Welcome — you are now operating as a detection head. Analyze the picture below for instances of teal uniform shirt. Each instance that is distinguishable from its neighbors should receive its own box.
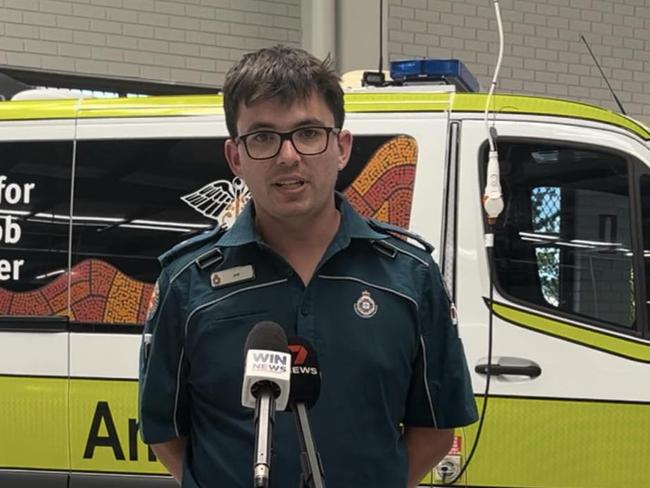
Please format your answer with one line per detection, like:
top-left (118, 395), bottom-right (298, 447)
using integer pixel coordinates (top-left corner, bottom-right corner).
top-left (139, 194), bottom-right (477, 488)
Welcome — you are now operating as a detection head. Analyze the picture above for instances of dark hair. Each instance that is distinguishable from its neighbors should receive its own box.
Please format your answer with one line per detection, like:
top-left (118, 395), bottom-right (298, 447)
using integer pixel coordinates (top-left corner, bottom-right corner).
top-left (223, 45), bottom-right (344, 138)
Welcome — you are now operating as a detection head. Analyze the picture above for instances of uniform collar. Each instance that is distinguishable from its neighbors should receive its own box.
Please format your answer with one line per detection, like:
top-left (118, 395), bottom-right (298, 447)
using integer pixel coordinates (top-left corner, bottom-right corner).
top-left (216, 201), bottom-right (258, 247)
top-left (337, 193), bottom-right (387, 240)
top-left (217, 192), bottom-right (386, 248)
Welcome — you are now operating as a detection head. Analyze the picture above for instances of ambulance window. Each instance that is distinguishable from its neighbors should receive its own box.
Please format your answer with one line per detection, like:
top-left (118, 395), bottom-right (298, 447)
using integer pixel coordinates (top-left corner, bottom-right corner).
top-left (70, 137), bottom-right (229, 325)
top-left (67, 134), bottom-right (414, 326)
top-left (490, 142), bottom-right (636, 331)
top-left (641, 175), bottom-right (650, 325)
top-left (0, 141), bottom-right (73, 305)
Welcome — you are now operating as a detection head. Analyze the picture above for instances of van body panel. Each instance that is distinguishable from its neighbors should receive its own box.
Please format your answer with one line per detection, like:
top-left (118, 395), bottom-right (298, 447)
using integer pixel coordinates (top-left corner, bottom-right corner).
top-left (0, 376), bottom-right (68, 469)
top-left (457, 118), bottom-right (650, 486)
top-left (0, 99), bottom-right (79, 121)
top-left (1, 91), bottom-right (649, 486)
top-left (69, 379), bottom-right (165, 476)
top-left (70, 333), bottom-right (140, 379)
top-left (0, 471), bottom-right (69, 488)
top-left (69, 474), bottom-right (175, 488)
top-left (0, 120), bottom-right (75, 480)
top-left (0, 331), bottom-right (68, 375)
top-left (1, 91), bottom-right (647, 140)
top-left (75, 116), bottom-right (226, 140)
top-left (461, 396), bottom-right (650, 487)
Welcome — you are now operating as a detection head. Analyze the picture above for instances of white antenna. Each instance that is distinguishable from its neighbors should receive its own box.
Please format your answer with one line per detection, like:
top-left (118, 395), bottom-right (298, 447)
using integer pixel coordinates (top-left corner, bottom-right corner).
top-left (482, 0), bottom-right (505, 225)
top-left (447, 4), bottom-right (507, 485)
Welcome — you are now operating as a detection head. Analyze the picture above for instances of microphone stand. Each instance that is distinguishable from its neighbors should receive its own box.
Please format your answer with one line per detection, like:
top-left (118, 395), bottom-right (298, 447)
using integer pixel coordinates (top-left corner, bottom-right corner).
top-left (254, 391), bottom-right (276, 488)
top-left (292, 402), bottom-right (325, 488)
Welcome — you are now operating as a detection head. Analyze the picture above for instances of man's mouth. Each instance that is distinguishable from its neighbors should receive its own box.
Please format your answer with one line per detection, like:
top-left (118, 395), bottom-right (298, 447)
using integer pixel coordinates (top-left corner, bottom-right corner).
top-left (274, 179), bottom-right (306, 189)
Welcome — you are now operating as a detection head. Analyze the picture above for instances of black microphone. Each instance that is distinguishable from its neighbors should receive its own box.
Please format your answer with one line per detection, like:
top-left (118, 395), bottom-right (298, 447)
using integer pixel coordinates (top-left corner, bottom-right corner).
top-left (242, 322), bottom-right (291, 488)
top-left (287, 336), bottom-right (325, 488)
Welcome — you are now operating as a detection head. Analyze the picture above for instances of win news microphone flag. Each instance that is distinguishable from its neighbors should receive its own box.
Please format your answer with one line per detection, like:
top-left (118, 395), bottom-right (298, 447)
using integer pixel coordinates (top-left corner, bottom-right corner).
top-left (242, 321), bottom-right (291, 488)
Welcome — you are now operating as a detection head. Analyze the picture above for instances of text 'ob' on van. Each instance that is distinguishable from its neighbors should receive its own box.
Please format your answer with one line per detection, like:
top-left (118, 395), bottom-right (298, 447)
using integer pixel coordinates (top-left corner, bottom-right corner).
top-left (0, 74), bottom-right (649, 488)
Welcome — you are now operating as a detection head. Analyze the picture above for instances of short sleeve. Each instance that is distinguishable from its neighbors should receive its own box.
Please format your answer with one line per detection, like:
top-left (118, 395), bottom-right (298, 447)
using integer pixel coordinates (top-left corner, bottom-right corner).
top-left (403, 261), bottom-right (478, 428)
top-left (138, 267), bottom-right (191, 443)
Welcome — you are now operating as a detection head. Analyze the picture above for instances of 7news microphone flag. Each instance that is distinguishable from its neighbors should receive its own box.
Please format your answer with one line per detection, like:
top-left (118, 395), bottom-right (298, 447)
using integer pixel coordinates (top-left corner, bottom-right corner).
top-left (288, 336), bottom-right (326, 488)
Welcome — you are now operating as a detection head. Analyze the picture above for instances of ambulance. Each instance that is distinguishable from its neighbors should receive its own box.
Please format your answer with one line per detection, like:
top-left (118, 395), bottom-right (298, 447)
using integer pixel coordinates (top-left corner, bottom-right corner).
top-left (1, 59), bottom-right (649, 487)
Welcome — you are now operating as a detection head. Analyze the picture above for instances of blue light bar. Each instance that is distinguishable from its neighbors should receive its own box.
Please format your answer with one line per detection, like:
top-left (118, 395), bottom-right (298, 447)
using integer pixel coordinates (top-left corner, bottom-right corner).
top-left (390, 58), bottom-right (480, 92)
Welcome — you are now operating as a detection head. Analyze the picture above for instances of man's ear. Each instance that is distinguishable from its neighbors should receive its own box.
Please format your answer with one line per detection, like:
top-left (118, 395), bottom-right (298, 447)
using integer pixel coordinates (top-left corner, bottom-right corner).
top-left (336, 129), bottom-right (353, 171)
top-left (224, 139), bottom-right (242, 176)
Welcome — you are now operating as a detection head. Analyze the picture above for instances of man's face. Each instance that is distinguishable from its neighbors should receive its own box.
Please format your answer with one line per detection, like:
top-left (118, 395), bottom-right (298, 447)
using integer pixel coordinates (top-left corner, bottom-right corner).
top-left (225, 92), bottom-right (352, 226)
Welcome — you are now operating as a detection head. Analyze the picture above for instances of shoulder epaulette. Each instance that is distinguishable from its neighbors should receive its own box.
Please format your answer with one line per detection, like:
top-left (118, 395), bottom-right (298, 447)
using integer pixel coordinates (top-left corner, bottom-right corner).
top-left (366, 219), bottom-right (435, 254)
top-left (159, 225), bottom-right (227, 267)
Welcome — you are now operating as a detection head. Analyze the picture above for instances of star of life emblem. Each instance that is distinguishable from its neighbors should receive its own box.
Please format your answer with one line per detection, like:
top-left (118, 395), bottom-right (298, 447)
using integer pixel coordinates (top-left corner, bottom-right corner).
top-left (354, 290), bottom-right (378, 318)
top-left (181, 176), bottom-right (251, 228)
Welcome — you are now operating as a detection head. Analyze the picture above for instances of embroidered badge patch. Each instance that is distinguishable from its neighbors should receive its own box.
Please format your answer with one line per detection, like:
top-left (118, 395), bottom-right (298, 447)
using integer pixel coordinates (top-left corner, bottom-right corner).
top-left (145, 281), bottom-right (160, 322)
top-left (354, 290), bottom-right (378, 318)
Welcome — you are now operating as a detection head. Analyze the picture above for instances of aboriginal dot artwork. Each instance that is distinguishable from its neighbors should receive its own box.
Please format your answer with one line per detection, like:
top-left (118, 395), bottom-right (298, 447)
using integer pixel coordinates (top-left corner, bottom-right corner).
top-left (344, 135), bottom-right (417, 228)
top-left (0, 135), bottom-right (417, 326)
top-left (0, 259), bottom-right (153, 324)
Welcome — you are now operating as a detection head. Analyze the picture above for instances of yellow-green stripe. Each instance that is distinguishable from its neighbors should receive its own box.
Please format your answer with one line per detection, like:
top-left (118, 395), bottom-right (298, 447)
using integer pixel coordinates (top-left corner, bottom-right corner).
top-left (0, 92), bottom-right (648, 140)
top-left (492, 301), bottom-right (650, 362)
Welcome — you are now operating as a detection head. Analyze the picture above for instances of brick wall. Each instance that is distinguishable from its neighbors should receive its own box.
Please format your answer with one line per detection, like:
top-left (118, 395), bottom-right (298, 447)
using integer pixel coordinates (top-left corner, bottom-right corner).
top-left (387, 0), bottom-right (650, 121)
top-left (0, 0), bottom-right (301, 88)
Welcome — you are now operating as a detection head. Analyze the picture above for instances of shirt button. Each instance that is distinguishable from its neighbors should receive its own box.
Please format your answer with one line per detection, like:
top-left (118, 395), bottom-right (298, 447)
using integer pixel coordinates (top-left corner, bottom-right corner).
top-left (300, 304), bottom-right (310, 316)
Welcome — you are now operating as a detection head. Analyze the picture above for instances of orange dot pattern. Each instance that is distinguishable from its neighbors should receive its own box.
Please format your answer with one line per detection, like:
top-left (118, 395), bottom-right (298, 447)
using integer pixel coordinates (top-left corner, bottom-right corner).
top-left (0, 259), bottom-right (153, 325)
top-left (344, 135), bottom-right (418, 228)
top-left (0, 135), bottom-right (417, 326)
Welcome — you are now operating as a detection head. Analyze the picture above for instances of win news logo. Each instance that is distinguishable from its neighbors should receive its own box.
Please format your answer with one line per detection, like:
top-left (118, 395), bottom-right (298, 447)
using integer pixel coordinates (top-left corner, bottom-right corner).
top-left (251, 352), bottom-right (289, 374)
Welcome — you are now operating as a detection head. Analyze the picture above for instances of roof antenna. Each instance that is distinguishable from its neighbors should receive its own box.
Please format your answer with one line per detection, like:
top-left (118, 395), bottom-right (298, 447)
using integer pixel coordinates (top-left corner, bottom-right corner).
top-left (378, 0), bottom-right (383, 74)
top-left (362, 0), bottom-right (386, 86)
top-left (580, 34), bottom-right (627, 115)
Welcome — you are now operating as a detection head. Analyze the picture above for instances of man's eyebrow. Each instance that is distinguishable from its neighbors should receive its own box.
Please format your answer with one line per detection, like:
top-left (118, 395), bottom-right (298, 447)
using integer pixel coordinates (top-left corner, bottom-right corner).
top-left (292, 117), bottom-right (326, 127)
top-left (244, 122), bottom-right (275, 132)
top-left (243, 118), bottom-right (327, 133)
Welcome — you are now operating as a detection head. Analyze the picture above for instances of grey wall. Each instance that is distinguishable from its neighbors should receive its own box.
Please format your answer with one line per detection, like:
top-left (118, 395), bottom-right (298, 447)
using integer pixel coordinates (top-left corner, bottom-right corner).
top-left (1, 0), bottom-right (650, 123)
top-left (336, 0), bottom-right (385, 75)
top-left (387, 0), bottom-right (650, 122)
top-left (0, 0), bottom-right (301, 88)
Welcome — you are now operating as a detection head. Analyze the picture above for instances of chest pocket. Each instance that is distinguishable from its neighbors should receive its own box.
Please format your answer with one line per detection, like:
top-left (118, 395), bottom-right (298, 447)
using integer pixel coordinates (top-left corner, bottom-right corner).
top-left (189, 309), bottom-right (269, 412)
top-left (184, 279), bottom-right (292, 411)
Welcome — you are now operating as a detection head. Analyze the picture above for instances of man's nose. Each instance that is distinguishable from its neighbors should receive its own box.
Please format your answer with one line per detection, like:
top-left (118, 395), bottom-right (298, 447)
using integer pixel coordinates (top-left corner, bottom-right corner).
top-left (276, 138), bottom-right (300, 165)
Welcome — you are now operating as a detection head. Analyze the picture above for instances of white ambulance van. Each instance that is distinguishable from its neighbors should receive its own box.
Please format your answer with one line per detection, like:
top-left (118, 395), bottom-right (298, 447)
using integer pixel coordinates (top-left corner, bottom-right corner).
top-left (1, 74), bottom-right (649, 487)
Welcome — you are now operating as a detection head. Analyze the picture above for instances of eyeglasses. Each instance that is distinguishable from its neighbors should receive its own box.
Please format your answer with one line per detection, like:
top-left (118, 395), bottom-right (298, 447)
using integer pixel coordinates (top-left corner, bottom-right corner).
top-left (236, 126), bottom-right (341, 160)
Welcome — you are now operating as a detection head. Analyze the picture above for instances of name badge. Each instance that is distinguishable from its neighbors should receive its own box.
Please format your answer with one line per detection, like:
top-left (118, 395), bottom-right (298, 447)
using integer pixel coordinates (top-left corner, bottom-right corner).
top-left (211, 265), bottom-right (255, 288)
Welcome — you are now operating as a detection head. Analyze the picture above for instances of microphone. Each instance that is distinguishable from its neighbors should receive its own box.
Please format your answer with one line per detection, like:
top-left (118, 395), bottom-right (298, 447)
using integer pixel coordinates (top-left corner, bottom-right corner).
top-left (242, 321), bottom-right (291, 488)
top-left (287, 336), bottom-right (326, 488)
top-left (288, 336), bottom-right (321, 409)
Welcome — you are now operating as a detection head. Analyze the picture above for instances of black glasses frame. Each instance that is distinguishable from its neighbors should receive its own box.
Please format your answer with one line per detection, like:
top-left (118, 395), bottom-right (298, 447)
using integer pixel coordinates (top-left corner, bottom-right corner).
top-left (236, 126), bottom-right (341, 160)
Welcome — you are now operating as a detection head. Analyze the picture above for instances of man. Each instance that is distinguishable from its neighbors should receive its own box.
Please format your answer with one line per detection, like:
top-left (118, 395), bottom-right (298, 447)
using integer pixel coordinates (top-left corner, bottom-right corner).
top-left (139, 45), bottom-right (477, 488)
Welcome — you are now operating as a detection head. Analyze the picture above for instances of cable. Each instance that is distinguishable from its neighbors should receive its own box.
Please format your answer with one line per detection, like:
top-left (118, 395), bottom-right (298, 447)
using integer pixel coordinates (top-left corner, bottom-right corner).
top-left (432, 1), bottom-right (504, 486)
top-left (426, 249), bottom-right (495, 487)
top-left (484, 0), bottom-right (504, 153)
top-left (483, 0), bottom-right (505, 225)
top-left (379, 0), bottom-right (384, 74)
top-left (444, 241), bottom-right (495, 486)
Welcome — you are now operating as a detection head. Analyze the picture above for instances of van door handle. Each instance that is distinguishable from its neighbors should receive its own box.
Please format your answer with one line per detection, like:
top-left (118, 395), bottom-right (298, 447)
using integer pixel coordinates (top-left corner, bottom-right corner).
top-left (474, 357), bottom-right (542, 379)
top-left (475, 364), bottom-right (541, 378)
